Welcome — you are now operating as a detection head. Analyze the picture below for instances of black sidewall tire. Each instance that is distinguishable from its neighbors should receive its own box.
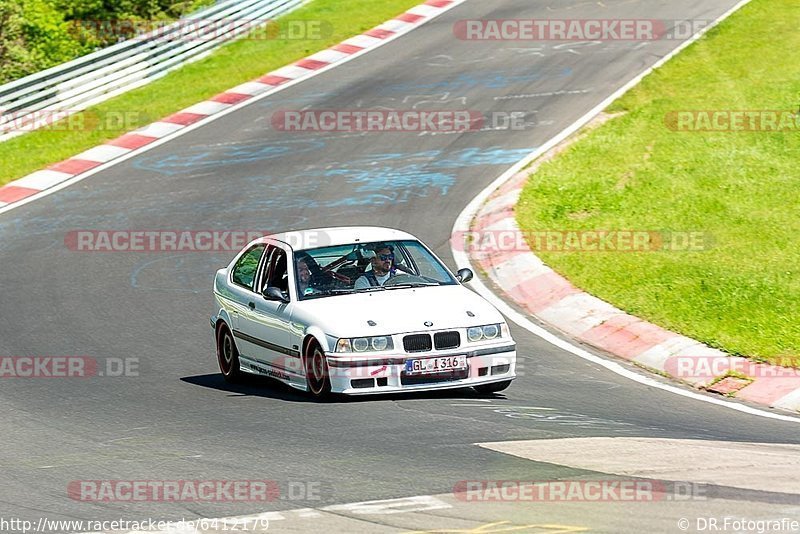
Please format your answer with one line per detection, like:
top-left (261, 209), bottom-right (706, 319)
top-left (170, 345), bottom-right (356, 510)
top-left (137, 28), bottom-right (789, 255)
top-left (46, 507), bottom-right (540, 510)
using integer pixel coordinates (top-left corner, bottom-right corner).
top-left (305, 340), bottom-right (331, 400)
top-left (217, 325), bottom-right (243, 383)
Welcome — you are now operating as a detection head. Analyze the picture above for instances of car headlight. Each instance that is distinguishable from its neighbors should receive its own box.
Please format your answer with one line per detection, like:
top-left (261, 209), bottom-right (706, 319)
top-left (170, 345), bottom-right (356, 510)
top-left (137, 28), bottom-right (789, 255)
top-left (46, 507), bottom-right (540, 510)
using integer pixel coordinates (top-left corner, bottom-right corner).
top-left (371, 336), bottom-right (389, 351)
top-left (467, 327), bottom-right (484, 342)
top-left (353, 338), bottom-right (370, 352)
top-left (467, 323), bottom-right (505, 342)
top-left (483, 324), bottom-right (499, 339)
top-left (336, 336), bottom-right (394, 353)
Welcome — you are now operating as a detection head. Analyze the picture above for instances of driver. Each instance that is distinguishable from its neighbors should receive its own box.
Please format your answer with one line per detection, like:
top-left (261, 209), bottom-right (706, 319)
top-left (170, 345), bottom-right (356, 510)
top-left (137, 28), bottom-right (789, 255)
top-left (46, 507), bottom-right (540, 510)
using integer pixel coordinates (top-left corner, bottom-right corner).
top-left (295, 252), bottom-right (318, 296)
top-left (354, 243), bottom-right (396, 289)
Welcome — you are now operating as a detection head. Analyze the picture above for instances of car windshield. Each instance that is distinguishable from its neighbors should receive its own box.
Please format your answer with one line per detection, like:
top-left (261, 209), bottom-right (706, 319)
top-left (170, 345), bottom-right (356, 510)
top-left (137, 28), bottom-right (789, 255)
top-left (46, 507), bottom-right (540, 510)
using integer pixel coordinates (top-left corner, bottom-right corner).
top-left (294, 239), bottom-right (457, 300)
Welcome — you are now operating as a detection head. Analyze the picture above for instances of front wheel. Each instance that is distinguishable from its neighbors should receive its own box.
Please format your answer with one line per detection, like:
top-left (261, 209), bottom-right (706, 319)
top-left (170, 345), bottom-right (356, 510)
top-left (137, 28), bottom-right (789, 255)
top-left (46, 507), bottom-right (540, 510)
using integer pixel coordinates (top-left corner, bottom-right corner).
top-left (217, 324), bottom-right (243, 383)
top-left (473, 380), bottom-right (512, 395)
top-left (305, 339), bottom-right (331, 400)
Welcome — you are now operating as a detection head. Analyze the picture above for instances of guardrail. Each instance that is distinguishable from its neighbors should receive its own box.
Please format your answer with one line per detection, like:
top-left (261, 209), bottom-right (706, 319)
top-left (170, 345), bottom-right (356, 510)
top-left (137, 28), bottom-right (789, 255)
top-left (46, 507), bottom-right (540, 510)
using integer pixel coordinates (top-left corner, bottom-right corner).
top-left (0, 0), bottom-right (305, 142)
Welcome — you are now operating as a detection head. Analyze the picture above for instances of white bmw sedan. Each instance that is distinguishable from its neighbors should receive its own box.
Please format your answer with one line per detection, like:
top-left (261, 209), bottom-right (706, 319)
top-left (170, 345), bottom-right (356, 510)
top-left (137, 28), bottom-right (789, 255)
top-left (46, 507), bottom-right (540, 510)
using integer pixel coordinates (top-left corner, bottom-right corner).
top-left (211, 227), bottom-right (516, 399)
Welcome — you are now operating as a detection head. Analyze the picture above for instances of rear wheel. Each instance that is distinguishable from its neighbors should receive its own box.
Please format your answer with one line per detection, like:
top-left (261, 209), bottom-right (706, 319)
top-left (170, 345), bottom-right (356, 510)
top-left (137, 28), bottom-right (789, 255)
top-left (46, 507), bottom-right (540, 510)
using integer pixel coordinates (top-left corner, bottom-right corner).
top-left (217, 324), bottom-right (243, 383)
top-left (473, 380), bottom-right (512, 395)
top-left (305, 339), bottom-right (331, 400)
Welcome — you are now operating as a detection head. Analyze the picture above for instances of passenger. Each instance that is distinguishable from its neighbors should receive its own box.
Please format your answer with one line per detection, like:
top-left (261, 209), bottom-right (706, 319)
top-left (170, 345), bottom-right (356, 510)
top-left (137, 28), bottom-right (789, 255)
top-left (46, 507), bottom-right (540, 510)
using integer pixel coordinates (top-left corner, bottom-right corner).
top-left (295, 254), bottom-right (315, 296)
top-left (354, 243), bottom-right (396, 289)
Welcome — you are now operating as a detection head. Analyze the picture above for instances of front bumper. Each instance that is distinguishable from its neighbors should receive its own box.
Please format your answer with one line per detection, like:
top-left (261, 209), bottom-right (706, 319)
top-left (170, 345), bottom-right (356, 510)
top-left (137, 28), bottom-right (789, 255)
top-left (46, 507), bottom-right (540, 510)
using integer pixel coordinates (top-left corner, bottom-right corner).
top-left (325, 343), bottom-right (516, 395)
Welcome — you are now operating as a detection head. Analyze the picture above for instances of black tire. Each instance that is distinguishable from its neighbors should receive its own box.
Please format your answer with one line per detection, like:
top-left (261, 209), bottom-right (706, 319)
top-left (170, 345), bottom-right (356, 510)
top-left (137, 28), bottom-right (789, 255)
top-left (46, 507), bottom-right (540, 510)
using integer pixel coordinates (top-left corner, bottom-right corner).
top-left (304, 339), bottom-right (331, 400)
top-left (216, 324), bottom-right (243, 383)
top-left (473, 380), bottom-right (512, 395)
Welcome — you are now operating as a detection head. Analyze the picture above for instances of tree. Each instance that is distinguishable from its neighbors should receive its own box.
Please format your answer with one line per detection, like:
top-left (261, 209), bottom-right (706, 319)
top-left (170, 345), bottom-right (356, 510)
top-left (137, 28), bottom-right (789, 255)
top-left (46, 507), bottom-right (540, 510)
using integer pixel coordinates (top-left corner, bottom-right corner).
top-left (0, 0), bottom-right (88, 84)
top-left (0, 0), bottom-right (216, 85)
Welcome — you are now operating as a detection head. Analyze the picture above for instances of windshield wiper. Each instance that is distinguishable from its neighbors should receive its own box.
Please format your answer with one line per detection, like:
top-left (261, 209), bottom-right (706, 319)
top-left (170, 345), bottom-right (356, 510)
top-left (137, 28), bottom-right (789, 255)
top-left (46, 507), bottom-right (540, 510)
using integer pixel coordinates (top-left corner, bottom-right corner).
top-left (385, 282), bottom-right (439, 289)
top-left (302, 288), bottom-right (358, 298)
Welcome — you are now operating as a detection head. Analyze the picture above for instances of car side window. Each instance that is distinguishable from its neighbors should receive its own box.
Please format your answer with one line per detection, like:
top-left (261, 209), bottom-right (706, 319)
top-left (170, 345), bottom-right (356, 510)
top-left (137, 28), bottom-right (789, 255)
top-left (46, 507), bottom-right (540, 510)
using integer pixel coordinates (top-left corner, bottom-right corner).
top-left (231, 244), bottom-right (266, 290)
top-left (265, 249), bottom-right (289, 294)
top-left (256, 245), bottom-right (277, 293)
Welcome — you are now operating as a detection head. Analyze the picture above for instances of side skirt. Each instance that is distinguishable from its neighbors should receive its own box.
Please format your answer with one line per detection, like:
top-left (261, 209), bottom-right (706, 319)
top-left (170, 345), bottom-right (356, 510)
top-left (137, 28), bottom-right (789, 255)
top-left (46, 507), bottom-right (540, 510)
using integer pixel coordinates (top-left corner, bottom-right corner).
top-left (238, 355), bottom-right (308, 392)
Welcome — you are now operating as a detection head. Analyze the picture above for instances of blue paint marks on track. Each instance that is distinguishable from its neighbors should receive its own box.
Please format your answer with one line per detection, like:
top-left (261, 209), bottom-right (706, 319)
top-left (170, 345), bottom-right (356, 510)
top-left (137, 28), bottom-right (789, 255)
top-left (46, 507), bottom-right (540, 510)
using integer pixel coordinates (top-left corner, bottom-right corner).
top-left (382, 67), bottom-right (572, 94)
top-left (132, 139), bottom-right (327, 176)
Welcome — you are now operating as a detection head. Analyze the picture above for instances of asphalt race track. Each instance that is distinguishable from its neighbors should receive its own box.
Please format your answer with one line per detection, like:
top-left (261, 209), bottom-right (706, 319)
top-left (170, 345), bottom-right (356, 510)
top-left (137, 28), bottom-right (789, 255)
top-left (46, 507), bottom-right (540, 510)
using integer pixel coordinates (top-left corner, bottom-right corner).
top-left (2, 1), bottom-right (798, 532)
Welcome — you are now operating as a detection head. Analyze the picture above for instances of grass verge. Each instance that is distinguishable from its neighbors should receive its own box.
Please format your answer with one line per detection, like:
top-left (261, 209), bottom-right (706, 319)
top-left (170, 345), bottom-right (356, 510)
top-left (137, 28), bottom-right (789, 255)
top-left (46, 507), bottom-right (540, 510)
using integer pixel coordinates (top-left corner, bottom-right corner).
top-left (515, 0), bottom-right (800, 366)
top-left (0, 0), bottom-right (421, 185)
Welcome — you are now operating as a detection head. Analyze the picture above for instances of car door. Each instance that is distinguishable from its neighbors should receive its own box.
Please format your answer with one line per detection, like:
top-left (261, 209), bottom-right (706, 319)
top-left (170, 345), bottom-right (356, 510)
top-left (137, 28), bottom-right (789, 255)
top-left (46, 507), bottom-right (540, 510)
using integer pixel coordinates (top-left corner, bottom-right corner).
top-left (245, 244), bottom-right (298, 377)
top-left (227, 242), bottom-right (269, 369)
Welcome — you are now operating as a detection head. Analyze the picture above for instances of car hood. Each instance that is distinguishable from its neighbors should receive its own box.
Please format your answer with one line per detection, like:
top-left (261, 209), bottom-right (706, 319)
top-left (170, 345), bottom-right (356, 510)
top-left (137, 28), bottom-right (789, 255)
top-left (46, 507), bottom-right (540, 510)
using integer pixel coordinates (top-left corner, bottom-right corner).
top-left (294, 284), bottom-right (505, 337)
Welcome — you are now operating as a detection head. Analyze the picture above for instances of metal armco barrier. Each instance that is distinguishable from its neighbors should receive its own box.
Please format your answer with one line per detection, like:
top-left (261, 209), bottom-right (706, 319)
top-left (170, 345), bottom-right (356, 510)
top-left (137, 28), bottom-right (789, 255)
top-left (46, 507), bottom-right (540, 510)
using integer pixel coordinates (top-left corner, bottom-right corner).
top-left (0, 0), bottom-right (304, 142)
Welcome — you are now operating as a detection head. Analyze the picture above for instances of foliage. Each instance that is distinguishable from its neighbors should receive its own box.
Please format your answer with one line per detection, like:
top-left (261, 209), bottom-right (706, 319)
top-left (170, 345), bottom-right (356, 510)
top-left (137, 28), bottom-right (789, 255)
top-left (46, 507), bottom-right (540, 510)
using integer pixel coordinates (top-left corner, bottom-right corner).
top-left (0, 0), bottom-right (213, 84)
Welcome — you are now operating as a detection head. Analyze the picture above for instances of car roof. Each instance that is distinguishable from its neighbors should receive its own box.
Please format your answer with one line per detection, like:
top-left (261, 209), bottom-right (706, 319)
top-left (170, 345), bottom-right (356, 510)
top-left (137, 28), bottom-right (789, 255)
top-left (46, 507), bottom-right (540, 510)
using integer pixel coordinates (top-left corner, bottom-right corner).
top-left (263, 226), bottom-right (419, 251)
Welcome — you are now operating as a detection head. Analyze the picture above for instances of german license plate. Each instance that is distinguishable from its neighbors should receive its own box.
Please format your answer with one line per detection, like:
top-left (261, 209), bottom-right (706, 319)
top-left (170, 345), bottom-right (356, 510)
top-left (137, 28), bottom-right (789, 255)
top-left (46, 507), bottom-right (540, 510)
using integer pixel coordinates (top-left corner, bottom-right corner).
top-left (405, 355), bottom-right (467, 375)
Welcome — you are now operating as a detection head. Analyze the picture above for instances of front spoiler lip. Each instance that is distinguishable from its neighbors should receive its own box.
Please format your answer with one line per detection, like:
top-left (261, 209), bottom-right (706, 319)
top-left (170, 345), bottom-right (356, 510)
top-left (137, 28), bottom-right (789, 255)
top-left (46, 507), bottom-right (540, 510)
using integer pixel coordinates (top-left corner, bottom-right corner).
top-left (327, 343), bottom-right (516, 368)
top-left (340, 375), bottom-right (517, 395)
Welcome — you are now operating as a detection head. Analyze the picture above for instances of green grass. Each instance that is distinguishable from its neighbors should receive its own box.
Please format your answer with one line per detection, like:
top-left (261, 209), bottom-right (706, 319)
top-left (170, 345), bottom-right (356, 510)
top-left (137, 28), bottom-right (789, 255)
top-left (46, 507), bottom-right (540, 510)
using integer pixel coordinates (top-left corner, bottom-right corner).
top-left (0, 0), bottom-right (421, 185)
top-left (515, 0), bottom-right (800, 366)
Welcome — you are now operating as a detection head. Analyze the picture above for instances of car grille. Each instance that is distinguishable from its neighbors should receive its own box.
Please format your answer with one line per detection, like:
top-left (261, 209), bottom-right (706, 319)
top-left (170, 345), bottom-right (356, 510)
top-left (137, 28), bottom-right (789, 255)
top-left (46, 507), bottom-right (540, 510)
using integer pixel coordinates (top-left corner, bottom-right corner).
top-left (401, 368), bottom-right (469, 386)
top-left (434, 331), bottom-right (460, 350)
top-left (403, 334), bottom-right (432, 353)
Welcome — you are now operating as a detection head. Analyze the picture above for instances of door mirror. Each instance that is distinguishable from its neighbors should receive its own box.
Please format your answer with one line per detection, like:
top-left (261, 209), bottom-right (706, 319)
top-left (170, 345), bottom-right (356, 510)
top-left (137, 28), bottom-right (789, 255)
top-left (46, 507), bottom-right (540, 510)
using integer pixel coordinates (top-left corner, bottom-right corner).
top-left (456, 268), bottom-right (473, 283)
top-left (263, 286), bottom-right (289, 303)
